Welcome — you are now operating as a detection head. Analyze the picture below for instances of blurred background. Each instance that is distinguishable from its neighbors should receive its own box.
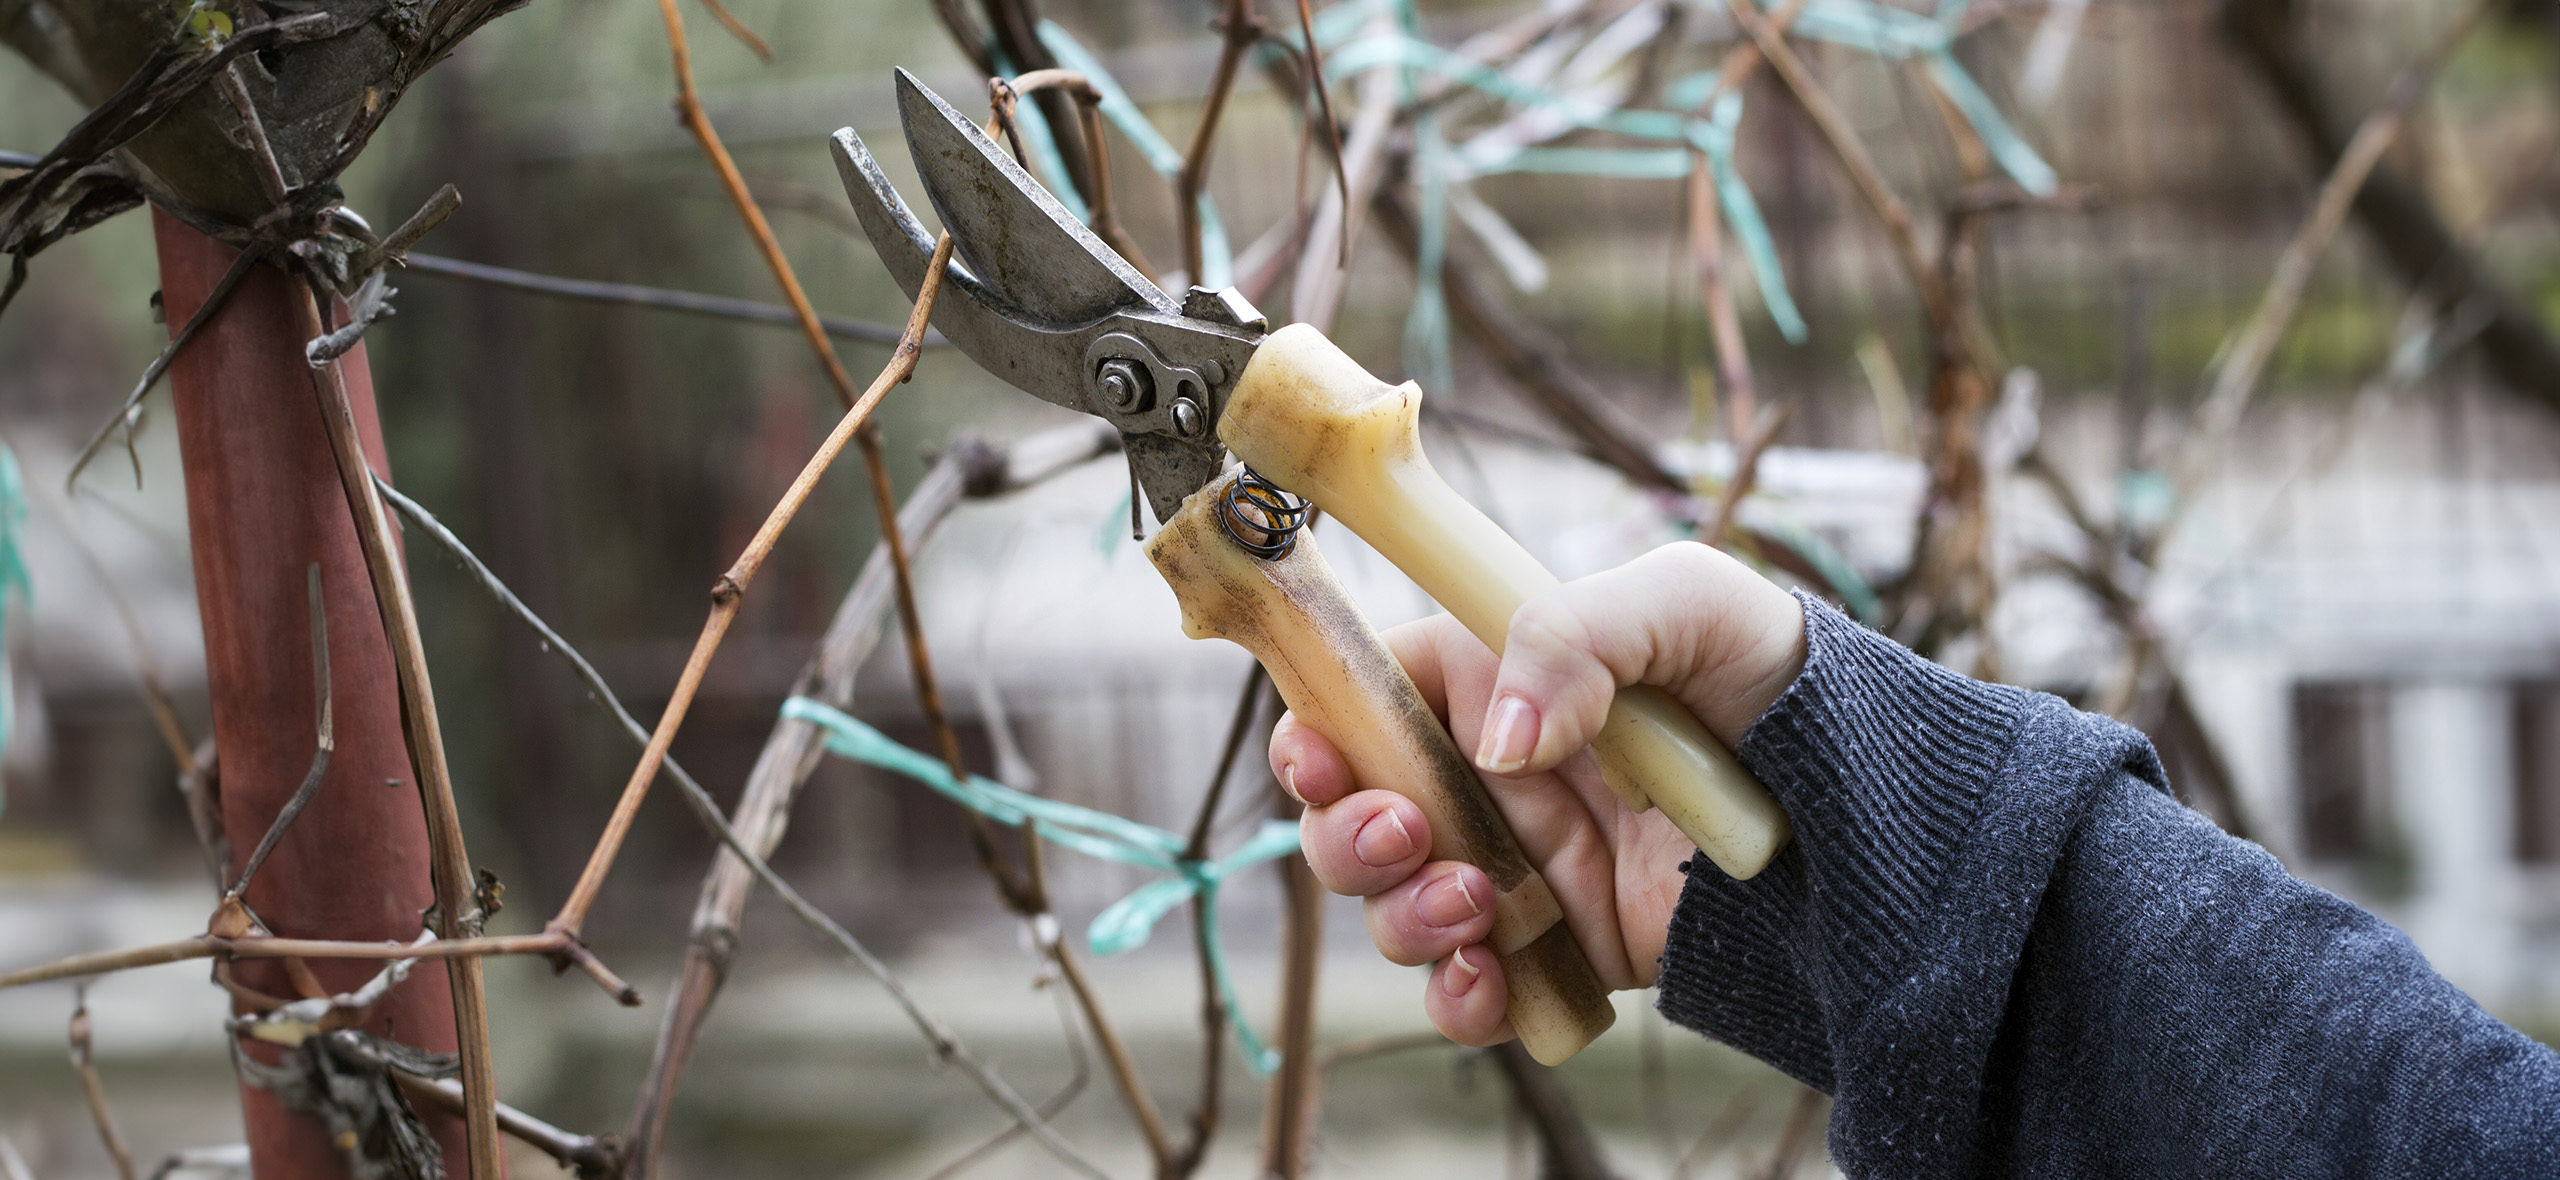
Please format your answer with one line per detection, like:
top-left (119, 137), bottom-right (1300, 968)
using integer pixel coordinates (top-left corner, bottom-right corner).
top-left (3, 0), bottom-right (2559, 1176)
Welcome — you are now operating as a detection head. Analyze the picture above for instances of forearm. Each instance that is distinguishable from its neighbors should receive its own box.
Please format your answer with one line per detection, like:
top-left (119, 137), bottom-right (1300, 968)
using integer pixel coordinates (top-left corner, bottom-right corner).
top-left (1655, 596), bottom-right (2560, 1176)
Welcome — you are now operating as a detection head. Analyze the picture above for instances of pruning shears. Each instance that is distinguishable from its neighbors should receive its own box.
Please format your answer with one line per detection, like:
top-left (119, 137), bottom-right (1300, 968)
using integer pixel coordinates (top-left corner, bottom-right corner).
top-left (833, 71), bottom-right (1788, 1064)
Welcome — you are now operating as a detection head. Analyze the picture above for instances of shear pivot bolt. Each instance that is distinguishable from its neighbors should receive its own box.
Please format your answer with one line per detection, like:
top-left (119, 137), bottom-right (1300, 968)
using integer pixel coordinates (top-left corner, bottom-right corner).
top-left (1097, 358), bottom-right (1153, 413)
top-left (1171, 397), bottom-right (1206, 439)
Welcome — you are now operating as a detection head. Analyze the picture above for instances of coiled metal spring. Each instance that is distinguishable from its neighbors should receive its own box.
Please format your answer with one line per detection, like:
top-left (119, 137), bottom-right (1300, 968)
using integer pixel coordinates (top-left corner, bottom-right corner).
top-left (1218, 467), bottom-right (1309, 561)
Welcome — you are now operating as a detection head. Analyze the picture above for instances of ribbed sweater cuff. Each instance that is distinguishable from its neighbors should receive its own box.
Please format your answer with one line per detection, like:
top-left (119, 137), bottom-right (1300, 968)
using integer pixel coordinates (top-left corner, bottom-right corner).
top-left (1656, 593), bottom-right (2027, 1089)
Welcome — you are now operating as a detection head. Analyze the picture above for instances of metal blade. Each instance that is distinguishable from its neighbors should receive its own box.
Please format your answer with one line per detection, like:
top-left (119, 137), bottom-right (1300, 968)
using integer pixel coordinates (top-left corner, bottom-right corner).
top-left (830, 126), bottom-right (1092, 411)
top-left (895, 69), bottom-right (1174, 328)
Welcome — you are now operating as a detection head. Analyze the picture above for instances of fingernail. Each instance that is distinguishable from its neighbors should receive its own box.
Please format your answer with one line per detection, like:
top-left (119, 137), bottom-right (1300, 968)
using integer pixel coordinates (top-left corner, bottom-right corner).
top-left (1444, 946), bottom-right (1480, 996)
top-left (1418, 872), bottom-right (1482, 928)
top-left (1476, 695), bottom-right (1539, 773)
top-left (1279, 762), bottom-right (1307, 806)
top-left (1354, 809), bottom-right (1415, 867)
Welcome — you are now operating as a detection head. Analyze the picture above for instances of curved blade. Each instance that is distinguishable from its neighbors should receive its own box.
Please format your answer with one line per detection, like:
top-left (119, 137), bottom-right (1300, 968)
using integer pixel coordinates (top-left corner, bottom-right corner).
top-left (895, 68), bottom-right (1174, 327)
top-left (830, 126), bottom-right (1090, 409)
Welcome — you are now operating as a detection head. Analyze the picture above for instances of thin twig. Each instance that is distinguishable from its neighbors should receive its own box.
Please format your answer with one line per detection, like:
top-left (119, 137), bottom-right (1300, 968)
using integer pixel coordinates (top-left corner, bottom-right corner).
top-left (394, 1073), bottom-right (623, 1179)
top-left (694, 0), bottom-right (773, 60)
top-left (1051, 943), bottom-right (1173, 1171)
top-left (348, 184), bottom-right (461, 278)
top-left (69, 989), bottom-right (138, 1180)
top-left (0, 938), bottom-right (216, 990)
top-left (1008, 71), bottom-right (1157, 279)
top-left (0, 931), bottom-right (585, 990)
top-left (857, 422), bottom-right (1034, 909)
top-left (1257, 801), bottom-right (1325, 1180)
top-left (1294, 0), bottom-right (1349, 255)
top-left (399, 253), bottom-right (928, 346)
top-left (213, 65), bottom-right (290, 208)
top-left (1313, 1031), bottom-right (1449, 1071)
top-left (1704, 0), bottom-right (1812, 109)
top-left (617, 426), bottom-right (1111, 1178)
top-left (0, 1131), bottom-right (30, 1180)
top-left (2175, 0), bottom-right (2488, 506)
top-left (1671, 1090), bottom-right (1758, 1180)
top-left (1687, 145), bottom-right (1759, 450)
top-left (292, 284), bottom-right (502, 1178)
top-left (221, 564), bottom-right (332, 904)
top-left (1171, 667), bottom-right (1270, 1179)
top-left (1372, 182), bottom-right (1679, 493)
top-left (1489, 1040), bottom-right (1613, 1180)
top-left (1291, 57), bottom-right (1400, 331)
top-left (1186, 665), bottom-right (1269, 858)
top-left (848, 393), bottom-right (1173, 1171)
top-left (1730, 0), bottom-right (1943, 325)
top-left (644, 50), bottom-right (1137, 1122)
top-left (974, 0), bottom-right (1100, 205)
top-left (1179, 0), bottom-right (1264, 283)
top-left (911, 985), bottom-right (1093, 1180)
top-left (656, 0), bottom-right (868, 410)
top-left (1166, 903), bottom-right (1225, 1179)
top-left (1756, 1087), bottom-right (1828, 1180)
top-left (1701, 405), bottom-right (1791, 550)
top-left (548, 232), bottom-right (954, 938)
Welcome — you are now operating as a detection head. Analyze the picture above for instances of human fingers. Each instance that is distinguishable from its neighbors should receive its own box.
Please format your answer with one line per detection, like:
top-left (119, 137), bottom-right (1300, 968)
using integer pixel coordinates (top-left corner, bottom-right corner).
top-left (1472, 543), bottom-right (1804, 778)
top-left (1298, 788), bottom-right (1432, 897)
top-left (1361, 860), bottom-right (1496, 966)
top-left (1423, 946), bottom-right (1514, 1047)
top-left (1270, 710), bottom-right (1354, 807)
top-left (1376, 612), bottom-right (1497, 727)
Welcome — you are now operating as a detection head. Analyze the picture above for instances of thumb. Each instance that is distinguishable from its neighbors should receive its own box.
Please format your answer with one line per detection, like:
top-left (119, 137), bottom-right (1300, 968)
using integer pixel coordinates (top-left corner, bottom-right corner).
top-left (1471, 543), bottom-right (1803, 777)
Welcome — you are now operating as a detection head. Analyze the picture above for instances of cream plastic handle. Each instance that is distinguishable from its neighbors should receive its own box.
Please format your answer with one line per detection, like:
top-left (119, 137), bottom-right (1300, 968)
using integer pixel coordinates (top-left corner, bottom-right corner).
top-left (1219, 324), bottom-right (1791, 879)
top-left (1146, 471), bottom-right (1614, 1064)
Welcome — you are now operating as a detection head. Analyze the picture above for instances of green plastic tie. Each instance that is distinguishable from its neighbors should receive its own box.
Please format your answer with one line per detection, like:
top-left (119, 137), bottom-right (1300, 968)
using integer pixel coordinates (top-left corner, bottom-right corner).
top-left (1326, 33), bottom-right (1808, 343)
top-left (783, 696), bottom-right (1299, 1073)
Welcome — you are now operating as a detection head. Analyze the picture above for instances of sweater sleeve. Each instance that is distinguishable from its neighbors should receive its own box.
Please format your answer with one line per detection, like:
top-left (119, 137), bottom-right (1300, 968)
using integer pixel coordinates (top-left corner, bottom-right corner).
top-left (1653, 595), bottom-right (2560, 1178)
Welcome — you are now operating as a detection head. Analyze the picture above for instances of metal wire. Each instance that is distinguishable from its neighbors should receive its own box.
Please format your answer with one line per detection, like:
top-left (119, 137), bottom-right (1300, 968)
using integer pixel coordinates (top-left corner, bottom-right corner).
top-left (1217, 467), bottom-right (1307, 561)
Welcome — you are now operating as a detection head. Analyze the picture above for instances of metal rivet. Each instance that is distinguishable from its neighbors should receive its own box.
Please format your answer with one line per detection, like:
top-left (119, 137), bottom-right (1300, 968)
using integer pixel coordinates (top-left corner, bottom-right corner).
top-left (1171, 398), bottom-right (1206, 438)
top-left (1202, 359), bottom-right (1226, 385)
top-left (1097, 358), bottom-right (1152, 412)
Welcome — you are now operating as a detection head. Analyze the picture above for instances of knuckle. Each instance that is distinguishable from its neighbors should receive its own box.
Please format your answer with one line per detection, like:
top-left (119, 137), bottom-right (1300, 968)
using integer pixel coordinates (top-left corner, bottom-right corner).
top-left (1505, 601), bottom-right (1604, 683)
top-left (1364, 912), bottom-right (1433, 967)
top-left (1646, 540), bottom-right (1721, 578)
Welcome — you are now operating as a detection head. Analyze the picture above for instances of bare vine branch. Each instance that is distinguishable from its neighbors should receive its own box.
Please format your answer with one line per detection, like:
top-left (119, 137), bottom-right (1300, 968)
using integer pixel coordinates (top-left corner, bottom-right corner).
top-left (69, 991), bottom-right (138, 1180)
top-left (294, 281), bottom-right (504, 1177)
top-left (546, 233), bottom-right (955, 938)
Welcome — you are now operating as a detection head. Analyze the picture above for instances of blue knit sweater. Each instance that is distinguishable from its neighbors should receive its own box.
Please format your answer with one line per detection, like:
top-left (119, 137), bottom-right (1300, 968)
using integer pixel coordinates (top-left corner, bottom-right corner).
top-left (1655, 597), bottom-right (2560, 1177)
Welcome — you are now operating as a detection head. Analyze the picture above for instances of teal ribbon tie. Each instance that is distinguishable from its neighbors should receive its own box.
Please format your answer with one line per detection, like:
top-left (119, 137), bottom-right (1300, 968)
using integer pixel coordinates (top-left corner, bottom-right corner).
top-left (1329, 32), bottom-right (1809, 344)
top-left (783, 696), bottom-right (1301, 1074)
top-left (1755, 0), bottom-right (2057, 196)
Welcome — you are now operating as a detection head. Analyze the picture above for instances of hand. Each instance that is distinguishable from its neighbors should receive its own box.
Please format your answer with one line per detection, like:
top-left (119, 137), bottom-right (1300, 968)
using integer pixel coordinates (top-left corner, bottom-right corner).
top-left (1269, 542), bottom-right (1806, 1047)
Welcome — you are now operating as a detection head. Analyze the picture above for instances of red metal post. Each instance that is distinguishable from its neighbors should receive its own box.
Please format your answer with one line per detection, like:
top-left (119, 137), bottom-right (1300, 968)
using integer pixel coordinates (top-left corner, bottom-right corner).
top-left (153, 209), bottom-right (473, 1175)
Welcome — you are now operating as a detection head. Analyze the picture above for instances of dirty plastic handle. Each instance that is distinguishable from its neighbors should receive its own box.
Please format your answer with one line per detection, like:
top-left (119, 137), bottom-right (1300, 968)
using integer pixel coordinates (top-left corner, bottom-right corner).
top-left (1218, 324), bottom-right (1792, 879)
top-left (1146, 470), bottom-right (1616, 1064)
